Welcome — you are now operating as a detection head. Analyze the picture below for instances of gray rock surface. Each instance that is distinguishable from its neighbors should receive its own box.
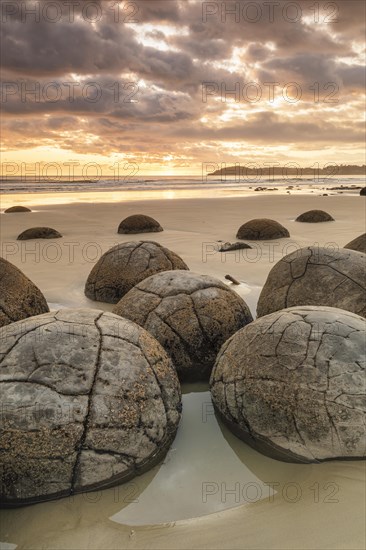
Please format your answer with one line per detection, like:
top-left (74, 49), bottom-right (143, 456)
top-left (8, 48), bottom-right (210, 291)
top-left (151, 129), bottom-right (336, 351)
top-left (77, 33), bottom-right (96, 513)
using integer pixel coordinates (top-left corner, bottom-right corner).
top-left (344, 233), bottom-right (366, 254)
top-left (210, 306), bottom-right (366, 463)
top-left (257, 246), bottom-right (366, 318)
top-left (236, 218), bottom-right (290, 240)
top-left (17, 227), bottom-right (62, 240)
top-left (0, 309), bottom-right (181, 506)
top-left (118, 215), bottom-right (163, 234)
top-left (295, 210), bottom-right (334, 222)
top-left (85, 241), bottom-right (189, 304)
top-left (113, 271), bottom-right (253, 382)
top-left (0, 257), bottom-right (49, 327)
top-left (4, 206), bottom-right (31, 213)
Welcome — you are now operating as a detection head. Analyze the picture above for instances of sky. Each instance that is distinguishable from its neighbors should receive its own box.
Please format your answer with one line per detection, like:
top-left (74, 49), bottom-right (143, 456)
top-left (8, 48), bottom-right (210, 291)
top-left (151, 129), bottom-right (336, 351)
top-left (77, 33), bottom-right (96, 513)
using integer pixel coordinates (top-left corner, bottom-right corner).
top-left (1, 0), bottom-right (365, 177)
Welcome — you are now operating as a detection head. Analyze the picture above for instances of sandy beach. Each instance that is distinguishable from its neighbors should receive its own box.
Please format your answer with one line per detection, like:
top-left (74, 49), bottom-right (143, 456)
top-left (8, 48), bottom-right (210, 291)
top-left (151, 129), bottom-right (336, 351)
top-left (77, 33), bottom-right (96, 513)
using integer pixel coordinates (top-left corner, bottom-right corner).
top-left (1, 191), bottom-right (365, 549)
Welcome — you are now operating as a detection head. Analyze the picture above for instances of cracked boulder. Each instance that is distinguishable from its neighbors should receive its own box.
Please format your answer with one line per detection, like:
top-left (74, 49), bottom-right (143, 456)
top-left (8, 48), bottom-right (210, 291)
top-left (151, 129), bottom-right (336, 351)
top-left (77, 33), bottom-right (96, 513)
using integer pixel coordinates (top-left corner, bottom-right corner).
top-left (0, 257), bottom-right (49, 327)
top-left (113, 271), bottom-right (253, 382)
top-left (295, 210), bottom-right (334, 223)
top-left (257, 246), bottom-right (366, 318)
top-left (236, 219), bottom-right (290, 240)
top-left (118, 215), bottom-right (163, 234)
top-left (17, 227), bottom-right (62, 240)
top-left (85, 241), bottom-right (189, 304)
top-left (4, 206), bottom-right (31, 213)
top-left (210, 306), bottom-right (366, 463)
top-left (344, 233), bottom-right (366, 254)
top-left (0, 308), bottom-right (181, 507)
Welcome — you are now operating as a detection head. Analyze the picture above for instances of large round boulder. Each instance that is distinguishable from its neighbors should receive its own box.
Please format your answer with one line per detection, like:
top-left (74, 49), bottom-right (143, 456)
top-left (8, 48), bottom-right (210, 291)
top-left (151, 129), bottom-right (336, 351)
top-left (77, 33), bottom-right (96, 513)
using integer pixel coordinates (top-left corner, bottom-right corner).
top-left (0, 309), bottom-right (181, 506)
top-left (17, 227), bottom-right (62, 240)
top-left (0, 257), bottom-right (49, 327)
top-left (345, 233), bottom-right (366, 254)
top-left (4, 206), bottom-right (31, 213)
top-left (295, 210), bottom-right (334, 223)
top-left (113, 271), bottom-right (253, 382)
top-left (210, 306), bottom-right (366, 463)
top-left (85, 241), bottom-right (189, 304)
top-left (257, 247), bottom-right (366, 318)
top-left (236, 219), bottom-right (290, 240)
top-left (118, 215), bottom-right (163, 234)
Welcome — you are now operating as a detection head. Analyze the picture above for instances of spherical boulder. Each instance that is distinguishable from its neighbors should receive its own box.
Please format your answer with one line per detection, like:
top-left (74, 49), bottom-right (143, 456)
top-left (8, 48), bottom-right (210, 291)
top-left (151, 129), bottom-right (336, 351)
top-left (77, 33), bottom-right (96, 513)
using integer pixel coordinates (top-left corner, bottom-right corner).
top-left (360, 187), bottom-right (366, 196)
top-left (257, 247), bottom-right (366, 318)
top-left (113, 271), bottom-right (253, 382)
top-left (344, 233), bottom-right (366, 254)
top-left (295, 210), bottom-right (334, 223)
top-left (4, 206), bottom-right (31, 213)
top-left (236, 219), bottom-right (290, 240)
top-left (210, 306), bottom-right (366, 463)
top-left (118, 215), bottom-right (163, 234)
top-left (0, 257), bottom-right (49, 327)
top-left (85, 241), bottom-right (188, 304)
top-left (17, 227), bottom-right (62, 240)
top-left (0, 309), bottom-right (181, 506)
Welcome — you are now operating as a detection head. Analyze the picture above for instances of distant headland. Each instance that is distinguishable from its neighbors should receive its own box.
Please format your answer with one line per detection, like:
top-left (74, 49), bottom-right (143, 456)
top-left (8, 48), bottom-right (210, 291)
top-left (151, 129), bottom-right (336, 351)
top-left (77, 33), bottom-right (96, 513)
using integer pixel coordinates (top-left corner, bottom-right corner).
top-left (209, 165), bottom-right (366, 176)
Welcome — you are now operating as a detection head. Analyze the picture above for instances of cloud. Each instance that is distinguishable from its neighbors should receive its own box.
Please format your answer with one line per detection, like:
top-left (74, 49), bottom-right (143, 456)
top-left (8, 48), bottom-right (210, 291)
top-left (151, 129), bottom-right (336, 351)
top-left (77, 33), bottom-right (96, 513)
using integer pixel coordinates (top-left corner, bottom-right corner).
top-left (1, 0), bottom-right (365, 166)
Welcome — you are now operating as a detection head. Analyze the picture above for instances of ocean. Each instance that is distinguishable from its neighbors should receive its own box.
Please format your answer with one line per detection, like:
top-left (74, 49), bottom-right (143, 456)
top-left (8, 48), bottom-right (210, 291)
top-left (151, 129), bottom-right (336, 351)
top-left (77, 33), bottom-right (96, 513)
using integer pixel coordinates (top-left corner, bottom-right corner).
top-left (1, 175), bottom-right (365, 194)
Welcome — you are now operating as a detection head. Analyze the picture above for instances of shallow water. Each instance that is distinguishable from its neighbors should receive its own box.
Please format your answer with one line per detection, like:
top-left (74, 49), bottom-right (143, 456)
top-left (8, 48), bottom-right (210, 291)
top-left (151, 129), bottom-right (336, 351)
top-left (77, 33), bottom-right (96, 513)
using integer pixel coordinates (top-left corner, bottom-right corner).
top-left (3, 384), bottom-right (364, 549)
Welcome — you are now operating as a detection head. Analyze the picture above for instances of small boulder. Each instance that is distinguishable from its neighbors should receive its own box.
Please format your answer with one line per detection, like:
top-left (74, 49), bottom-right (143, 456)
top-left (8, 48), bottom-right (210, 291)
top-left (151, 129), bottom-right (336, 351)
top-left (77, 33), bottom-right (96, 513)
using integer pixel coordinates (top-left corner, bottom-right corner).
top-left (210, 306), bottom-right (366, 463)
top-left (344, 233), bottom-right (366, 254)
top-left (236, 218), bottom-right (290, 240)
top-left (0, 257), bottom-right (49, 327)
top-left (257, 246), bottom-right (366, 318)
top-left (295, 210), bottom-right (334, 223)
top-left (4, 206), bottom-right (31, 213)
top-left (360, 188), bottom-right (366, 196)
top-left (17, 227), bottom-right (62, 240)
top-left (113, 271), bottom-right (253, 382)
top-left (219, 242), bottom-right (252, 252)
top-left (0, 309), bottom-right (181, 506)
top-left (118, 215), bottom-right (163, 234)
top-left (85, 241), bottom-right (189, 304)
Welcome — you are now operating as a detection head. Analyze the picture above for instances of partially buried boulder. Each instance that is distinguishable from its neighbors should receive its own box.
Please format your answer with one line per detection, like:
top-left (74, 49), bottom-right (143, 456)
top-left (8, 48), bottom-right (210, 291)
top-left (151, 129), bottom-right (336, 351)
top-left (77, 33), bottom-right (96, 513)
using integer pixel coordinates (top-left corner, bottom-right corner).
top-left (118, 215), bottom-right (163, 234)
top-left (236, 218), bottom-right (290, 240)
top-left (344, 233), bottom-right (366, 254)
top-left (257, 246), bottom-right (366, 318)
top-left (17, 227), bottom-right (62, 240)
top-left (113, 271), bottom-right (253, 382)
top-left (219, 242), bottom-right (252, 252)
top-left (0, 257), bottom-right (49, 327)
top-left (0, 309), bottom-right (181, 506)
top-left (85, 241), bottom-right (188, 304)
top-left (210, 306), bottom-right (366, 463)
top-left (4, 206), bottom-right (31, 213)
top-left (295, 210), bottom-right (334, 222)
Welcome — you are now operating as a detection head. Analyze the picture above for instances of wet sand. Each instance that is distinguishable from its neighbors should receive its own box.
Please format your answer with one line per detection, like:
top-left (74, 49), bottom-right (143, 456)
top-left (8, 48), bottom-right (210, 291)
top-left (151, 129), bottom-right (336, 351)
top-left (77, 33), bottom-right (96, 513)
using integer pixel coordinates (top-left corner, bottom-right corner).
top-left (0, 192), bottom-right (365, 549)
